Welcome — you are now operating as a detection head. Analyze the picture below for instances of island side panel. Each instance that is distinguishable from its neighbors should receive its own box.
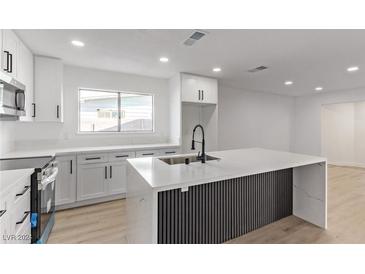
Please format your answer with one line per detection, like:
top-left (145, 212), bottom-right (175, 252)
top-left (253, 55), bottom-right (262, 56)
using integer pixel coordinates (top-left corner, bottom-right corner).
top-left (126, 164), bottom-right (155, 244)
top-left (157, 169), bottom-right (293, 244)
top-left (293, 162), bottom-right (327, 228)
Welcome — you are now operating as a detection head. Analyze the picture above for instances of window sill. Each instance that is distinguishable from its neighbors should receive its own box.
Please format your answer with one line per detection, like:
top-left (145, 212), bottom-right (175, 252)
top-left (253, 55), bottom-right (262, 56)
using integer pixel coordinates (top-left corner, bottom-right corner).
top-left (76, 130), bottom-right (155, 136)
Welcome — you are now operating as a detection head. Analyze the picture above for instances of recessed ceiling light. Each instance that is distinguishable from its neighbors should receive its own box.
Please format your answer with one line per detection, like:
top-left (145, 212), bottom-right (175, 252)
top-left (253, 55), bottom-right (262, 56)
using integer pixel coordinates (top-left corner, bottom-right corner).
top-left (284, 81), bottom-right (293, 85)
top-left (159, 57), bottom-right (169, 63)
top-left (315, 87), bottom-right (323, 91)
top-left (213, 67), bottom-right (221, 72)
top-left (71, 40), bottom-right (85, 47)
top-left (347, 66), bottom-right (359, 72)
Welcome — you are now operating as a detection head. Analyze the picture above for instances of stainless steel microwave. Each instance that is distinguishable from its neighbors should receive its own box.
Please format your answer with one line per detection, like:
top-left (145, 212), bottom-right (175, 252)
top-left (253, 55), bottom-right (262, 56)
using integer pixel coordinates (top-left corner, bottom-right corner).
top-left (0, 71), bottom-right (26, 119)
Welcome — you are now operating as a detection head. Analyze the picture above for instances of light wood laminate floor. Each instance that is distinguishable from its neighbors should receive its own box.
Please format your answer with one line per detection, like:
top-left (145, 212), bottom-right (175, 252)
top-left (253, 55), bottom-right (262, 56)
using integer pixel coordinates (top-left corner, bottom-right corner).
top-left (48, 165), bottom-right (365, 244)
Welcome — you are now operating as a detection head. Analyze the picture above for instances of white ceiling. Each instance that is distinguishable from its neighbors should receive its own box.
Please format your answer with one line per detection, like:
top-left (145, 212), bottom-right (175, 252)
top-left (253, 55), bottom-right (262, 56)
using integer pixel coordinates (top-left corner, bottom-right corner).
top-left (15, 29), bottom-right (365, 96)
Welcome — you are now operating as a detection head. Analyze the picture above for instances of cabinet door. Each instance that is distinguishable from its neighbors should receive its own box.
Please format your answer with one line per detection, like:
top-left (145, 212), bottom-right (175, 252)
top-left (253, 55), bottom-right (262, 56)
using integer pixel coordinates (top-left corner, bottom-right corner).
top-left (55, 155), bottom-right (77, 206)
top-left (2, 30), bottom-right (18, 78)
top-left (77, 163), bottom-right (108, 201)
top-left (34, 56), bottom-right (63, 122)
top-left (181, 74), bottom-right (200, 103)
top-left (18, 42), bottom-right (34, 122)
top-left (200, 77), bottom-right (218, 104)
top-left (108, 162), bottom-right (127, 195)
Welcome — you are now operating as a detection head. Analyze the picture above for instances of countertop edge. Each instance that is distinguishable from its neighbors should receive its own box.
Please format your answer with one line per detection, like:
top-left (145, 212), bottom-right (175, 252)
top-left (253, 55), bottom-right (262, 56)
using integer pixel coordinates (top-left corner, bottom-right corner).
top-left (0, 143), bottom-right (180, 160)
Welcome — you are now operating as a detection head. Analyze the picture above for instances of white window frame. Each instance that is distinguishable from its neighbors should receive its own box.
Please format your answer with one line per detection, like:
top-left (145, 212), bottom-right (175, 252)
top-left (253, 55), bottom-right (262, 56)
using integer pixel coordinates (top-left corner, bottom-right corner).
top-left (77, 88), bottom-right (155, 134)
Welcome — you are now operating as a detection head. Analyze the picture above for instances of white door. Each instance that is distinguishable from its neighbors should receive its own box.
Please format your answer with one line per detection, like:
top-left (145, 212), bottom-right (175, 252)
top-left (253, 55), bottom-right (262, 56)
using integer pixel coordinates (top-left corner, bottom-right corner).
top-left (181, 74), bottom-right (200, 103)
top-left (55, 155), bottom-right (77, 206)
top-left (108, 162), bottom-right (127, 195)
top-left (77, 163), bottom-right (108, 201)
top-left (18, 42), bottom-right (34, 122)
top-left (2, 30), bottom-right (18, 78)
top-left (200, 77), bottom-right (218, 104)
top-left (34, 56), bottom-right (63, 122)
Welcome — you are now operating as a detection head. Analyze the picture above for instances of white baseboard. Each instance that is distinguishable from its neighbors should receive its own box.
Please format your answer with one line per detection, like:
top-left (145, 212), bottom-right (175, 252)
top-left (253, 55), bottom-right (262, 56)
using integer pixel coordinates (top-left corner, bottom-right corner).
top-left (328, 161), bottom-right (365, 168)
top-left (56, 193), bottom-right (126, 211)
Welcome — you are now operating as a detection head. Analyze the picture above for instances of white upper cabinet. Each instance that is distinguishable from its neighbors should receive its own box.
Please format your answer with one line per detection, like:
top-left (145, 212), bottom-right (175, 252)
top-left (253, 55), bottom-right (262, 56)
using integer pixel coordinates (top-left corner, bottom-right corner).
top-left (181, 73), bottom-right (218, 104)
top-left (0, 30), bottom-right (35, 121)
top-left (18, 42), bottom-right (34, 121)
top-left (34, 56), bottom-right (63, 122)
top-left (2, 30), bottom-right (18, 79)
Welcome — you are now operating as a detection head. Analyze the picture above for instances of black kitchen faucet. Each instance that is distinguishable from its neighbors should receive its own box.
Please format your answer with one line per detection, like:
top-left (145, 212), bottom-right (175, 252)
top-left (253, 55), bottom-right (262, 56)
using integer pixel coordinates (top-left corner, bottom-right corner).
top-left (191, 124), bottom-right (206, 163)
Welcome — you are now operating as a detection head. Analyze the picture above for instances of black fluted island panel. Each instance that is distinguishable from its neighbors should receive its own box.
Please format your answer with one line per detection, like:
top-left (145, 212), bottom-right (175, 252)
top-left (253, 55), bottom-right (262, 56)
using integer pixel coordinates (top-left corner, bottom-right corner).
top-left (158, 168), bottom-right (293, 244)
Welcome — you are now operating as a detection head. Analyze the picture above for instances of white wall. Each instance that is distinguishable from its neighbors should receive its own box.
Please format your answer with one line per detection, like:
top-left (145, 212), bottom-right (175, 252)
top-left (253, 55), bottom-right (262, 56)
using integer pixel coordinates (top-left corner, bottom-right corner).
top-left (321, 103), bottom-right (355, 164)
top-left (13, 65), bottom-right (171, 150)
top-left (0, 121), bottom-right (16, 156)
top-left (218, 85), bottom-right (294, 151)
top-left (181, 104), bottom-right (218, 153)
top-left (292, 87), bottom-right (365, 156)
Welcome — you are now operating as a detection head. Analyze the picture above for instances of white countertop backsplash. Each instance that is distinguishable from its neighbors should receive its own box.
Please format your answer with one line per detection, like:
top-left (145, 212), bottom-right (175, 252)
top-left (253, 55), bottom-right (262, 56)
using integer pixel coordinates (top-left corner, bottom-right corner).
top-left (1, 143), bottom-right (180, 159)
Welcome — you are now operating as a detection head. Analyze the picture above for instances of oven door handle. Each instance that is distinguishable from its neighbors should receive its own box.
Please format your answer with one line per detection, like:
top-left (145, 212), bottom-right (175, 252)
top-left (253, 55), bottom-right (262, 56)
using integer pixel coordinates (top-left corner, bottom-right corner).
top-left (39, 167), bottom-right (58, 190)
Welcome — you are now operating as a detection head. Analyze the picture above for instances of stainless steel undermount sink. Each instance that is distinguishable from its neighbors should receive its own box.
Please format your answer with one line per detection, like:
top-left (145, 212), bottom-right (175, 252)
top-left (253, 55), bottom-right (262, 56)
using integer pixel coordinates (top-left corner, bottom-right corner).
top-left (159, 154), bottom-right (220, 165)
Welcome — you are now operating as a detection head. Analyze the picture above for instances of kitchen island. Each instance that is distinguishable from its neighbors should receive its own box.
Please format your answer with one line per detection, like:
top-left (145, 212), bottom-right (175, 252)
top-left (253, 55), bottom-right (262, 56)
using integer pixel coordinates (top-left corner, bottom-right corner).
top-left (126, 148), bottom-right (327, 244)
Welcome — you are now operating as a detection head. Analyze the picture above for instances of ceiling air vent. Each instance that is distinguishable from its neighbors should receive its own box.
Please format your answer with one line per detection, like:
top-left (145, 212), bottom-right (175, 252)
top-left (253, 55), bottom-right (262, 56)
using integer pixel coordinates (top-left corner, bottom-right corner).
top-left (183, 30), bottom-right (207, 46)
top-left (248, 66), bottom-right (268, 73)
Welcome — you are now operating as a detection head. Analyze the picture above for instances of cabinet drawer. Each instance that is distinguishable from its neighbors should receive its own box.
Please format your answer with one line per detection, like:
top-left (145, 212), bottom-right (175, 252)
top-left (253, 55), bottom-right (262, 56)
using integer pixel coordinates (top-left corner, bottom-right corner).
top-left (136, 150), bottom-right (160, 158)
top-left (15, 221), bottom-right (31, 244)
top-left (13, 190), bottom-right (30, 228)
top-left (160, 148), bottom-right (180, 155)
top-left (108, 151), bottom-right (135, 162)
top-left (12, 175), bottom-right (30, 203)
top-left (78, 153), bottom-right (108, 164)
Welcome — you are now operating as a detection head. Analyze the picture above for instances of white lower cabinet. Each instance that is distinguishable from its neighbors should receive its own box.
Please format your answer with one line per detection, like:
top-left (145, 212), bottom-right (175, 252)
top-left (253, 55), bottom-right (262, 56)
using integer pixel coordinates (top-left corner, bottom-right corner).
top-left (55, 155), bottom-right (76, 206)
top-left (0, 171), bottom-right (32, 244)
top-left (58, 148), bottom-right (178, 207)
top-left (108, 161), bottom-right (127, 195)
top-left (136, 149), bottom-right (161, 158)
top-left (77, 163), bottom-right (109, 201)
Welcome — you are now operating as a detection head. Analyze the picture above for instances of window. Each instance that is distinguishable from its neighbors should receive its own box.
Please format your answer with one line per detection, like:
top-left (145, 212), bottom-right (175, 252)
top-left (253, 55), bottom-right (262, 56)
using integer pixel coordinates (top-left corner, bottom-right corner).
top-left (79, 89), bottom-right (153, 133)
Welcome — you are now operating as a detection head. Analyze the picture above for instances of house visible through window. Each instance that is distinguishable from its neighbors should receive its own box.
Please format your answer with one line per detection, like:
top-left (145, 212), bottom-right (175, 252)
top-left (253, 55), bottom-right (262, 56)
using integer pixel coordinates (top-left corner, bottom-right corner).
top-left (79, 89), bottom-right (153, 132)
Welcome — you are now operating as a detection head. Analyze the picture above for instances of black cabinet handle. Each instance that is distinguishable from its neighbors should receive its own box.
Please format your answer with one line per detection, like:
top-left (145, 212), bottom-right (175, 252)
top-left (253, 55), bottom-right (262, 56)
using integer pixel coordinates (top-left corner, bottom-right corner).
top-left (70, 160), bottom-right (73, 174)
top-left (3, 51), bottom-right (9, 72)
top-left (85, 157), bottom-right (101, 160)
top-left (0, 210), bottom-right (6, 218)
top-left (16, 185), bottom-right (30, 197)
top-left (56, 105), bottom-right (60, 119)
top-left (105, 166), bottom-right (107, 179)
top-left (165, 151), bottom-right (176, 154)
top-left (198, 90), bottom-right (201, 100)
top-left (9, 53), bottom-right (12, 73)
top-left (202, 90), bottom-right (204, 101)
top-left (110, 166), bottom-right (112, 179)
top-left (16, 211), bottom-right (30, 225)
top-left (142, 153), bottom-right (154, 156)
top-left (115, 155), bottom-right (129, 158)
top-left (32, 103), bottom-right (36, 117)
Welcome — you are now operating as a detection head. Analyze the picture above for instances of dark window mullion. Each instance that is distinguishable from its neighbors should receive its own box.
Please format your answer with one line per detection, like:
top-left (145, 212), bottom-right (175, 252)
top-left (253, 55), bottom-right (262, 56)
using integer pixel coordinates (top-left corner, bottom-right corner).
top-left (118, 92), bottom-right (122, 132)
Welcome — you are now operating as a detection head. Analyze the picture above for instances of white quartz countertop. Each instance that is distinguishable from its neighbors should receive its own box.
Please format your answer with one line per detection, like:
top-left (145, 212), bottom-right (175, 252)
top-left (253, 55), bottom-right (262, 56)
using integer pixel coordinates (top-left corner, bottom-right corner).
top-left (0, 143), bottom-right (180, 160)
top-left (127, 148), bottom-right (327, 191)
top-left (0, 168), bottom-right (34, 195)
